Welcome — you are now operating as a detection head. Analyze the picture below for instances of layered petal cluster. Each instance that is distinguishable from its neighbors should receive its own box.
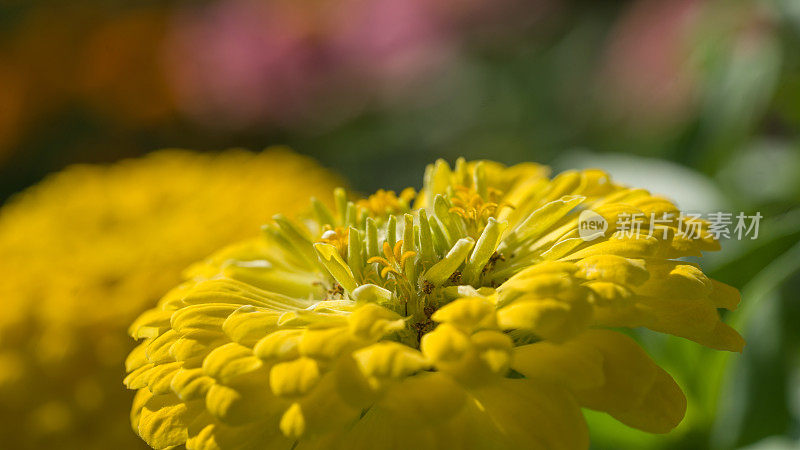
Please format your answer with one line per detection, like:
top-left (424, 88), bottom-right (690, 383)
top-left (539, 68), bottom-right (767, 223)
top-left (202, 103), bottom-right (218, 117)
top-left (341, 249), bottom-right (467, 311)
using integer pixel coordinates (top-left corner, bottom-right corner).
top-left (125, 159), bottom-right (743, 450)
top-left (0, 148), bottom-right (340, 450)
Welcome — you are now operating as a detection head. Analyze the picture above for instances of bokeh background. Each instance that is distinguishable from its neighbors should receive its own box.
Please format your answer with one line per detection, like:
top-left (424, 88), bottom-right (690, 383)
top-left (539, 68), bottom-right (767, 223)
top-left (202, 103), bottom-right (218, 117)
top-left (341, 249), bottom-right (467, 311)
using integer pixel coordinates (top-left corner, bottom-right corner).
top-left (0, 0), bottom-right (798, 448)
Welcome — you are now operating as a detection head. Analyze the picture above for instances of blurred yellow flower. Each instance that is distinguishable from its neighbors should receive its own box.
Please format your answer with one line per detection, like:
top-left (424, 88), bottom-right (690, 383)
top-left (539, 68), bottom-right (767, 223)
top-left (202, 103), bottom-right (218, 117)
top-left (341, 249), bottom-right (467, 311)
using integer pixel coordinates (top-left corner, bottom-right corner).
top-left (0, 148), bottom-right (341, 450)
top-left (125, 159), bottom-right (743, 450)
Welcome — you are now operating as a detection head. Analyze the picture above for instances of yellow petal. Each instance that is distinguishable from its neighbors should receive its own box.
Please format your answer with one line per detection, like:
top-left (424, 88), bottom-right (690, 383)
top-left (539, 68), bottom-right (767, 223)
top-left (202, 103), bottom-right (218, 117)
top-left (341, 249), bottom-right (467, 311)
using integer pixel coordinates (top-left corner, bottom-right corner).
top-left (583, 281), bottom-right (634, 307)
top-left (126, 339), bottom-right (152, 372)
top-left (280, 403), bottom-right (306, 439)
top-left (634, 262), bottom-right (712, 300)
top-left (223, 259), bottom-right (321, 299)
top-left (137, 393), bottom-right (203, 449)
top-left (190, 419), bottom-right (292, 450)
top-left (473, 379), bottom-right (589, 450)
top-left (570, 329), bottom-right (686, 433)
top-left (420, 237), bottom-right (475, 286)
top-left (171, 304), bottom-right (239, 333)
top-left (353, 342), bottom-right (429, 381)
top-left (420, 323), bottom-right (471, 365)
top-left (319, 357), bottom-right (374, 414)
top-left (498, 272), bottom-right (579, 306)
top-left (589, 260), bottom-right (745, 352)
top-left (129, 309), bottom-right (173, 339)
top-left (562, 235), bottom-right (658, 261)
top-left (147, 361), bottom-right (184, 395)
top-left (253, 329), bottom-right (303, 362)
top-left (269, 357), bottom-right (321, 398)
top-left (431, 297), bottom-right (497, 333)
top-left (124, 363), bottom-right (155, 390)
top-left (502, 196), bottom-right (585, 246)
top-left (496, 297), bottom-right (592, 343)
top-left (377, 372), bottom-right (467, 427)
top-left (575, 255), bottom-right (649, 286)
top-left (542, 170), bottom-right (582, 202)
top-left (464, 217), bottom-right (506, 282)
top-left (131, 388), bottom-right (153, 434)
top-left (146, 330), bottom-right (179, 364)
top-left (202, 343), bottom-right (263, 385)
top-left (497, 261), bottom-right (582, 306)
top-left (314, 243), bottom-right (358, 293)
top-left (709, 279), bottom-right (740, 310)
top-left (297, 372), bottom-right (362, 436)
top-left (170, 330), bottom-right (225, 362)
top-left (170, 368), bottom-right (214, 402)
top-left (221, 306), bottom-right (280, 346)
top-left (471, 330), bottom-right (514, 376)
top-left (610, 367), bottom-right (687, 434)
top-left (348, 303), bottom-right (405, 341)
top-left (504, 260), bottom-right (578, 280)
top-left (421, 325), bottom-right (511, 385)
top-left (299, 327), bottom-right (357, 361)
top-left (205, 383), bottom-right (278, 425)
top-left (513, 340), bottom-right (605, 390)
top-left (351, 283), bottom-right (394, 304)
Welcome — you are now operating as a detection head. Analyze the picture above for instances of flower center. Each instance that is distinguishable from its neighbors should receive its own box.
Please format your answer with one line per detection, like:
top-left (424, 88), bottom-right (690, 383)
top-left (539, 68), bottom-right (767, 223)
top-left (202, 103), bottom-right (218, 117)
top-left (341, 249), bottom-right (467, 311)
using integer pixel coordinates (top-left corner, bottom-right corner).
top-left (311, 184), bottom-right (514, 345)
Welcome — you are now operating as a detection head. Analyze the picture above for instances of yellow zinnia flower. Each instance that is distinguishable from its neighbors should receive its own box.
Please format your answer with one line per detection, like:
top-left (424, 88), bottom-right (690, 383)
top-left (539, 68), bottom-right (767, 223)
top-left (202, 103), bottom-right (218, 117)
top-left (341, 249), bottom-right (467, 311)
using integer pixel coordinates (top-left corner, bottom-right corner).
top-left (125, 159), bottom-right (743, 450)
top-left (0, 148), bottom-right (340, 450)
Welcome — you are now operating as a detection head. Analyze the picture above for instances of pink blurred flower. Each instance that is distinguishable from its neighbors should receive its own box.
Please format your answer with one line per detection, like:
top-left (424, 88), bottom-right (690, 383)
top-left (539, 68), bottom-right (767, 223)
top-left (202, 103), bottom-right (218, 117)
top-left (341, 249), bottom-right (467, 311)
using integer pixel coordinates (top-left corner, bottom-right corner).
top-left (164, 0), bottom-right (325, 128)
top-left (598, 0), bottom-right (703, 129)
top-left (328, 0), bottom-right (455, 95)
top-left (164, 0), bottom-right (458, 129)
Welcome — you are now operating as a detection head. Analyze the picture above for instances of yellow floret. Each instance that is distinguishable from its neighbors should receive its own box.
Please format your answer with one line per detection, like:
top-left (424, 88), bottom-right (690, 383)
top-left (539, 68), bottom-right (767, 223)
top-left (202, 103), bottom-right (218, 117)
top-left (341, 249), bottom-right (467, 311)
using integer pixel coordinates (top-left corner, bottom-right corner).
top-left (0, 148), bottom-right (341, 449)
